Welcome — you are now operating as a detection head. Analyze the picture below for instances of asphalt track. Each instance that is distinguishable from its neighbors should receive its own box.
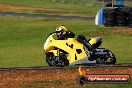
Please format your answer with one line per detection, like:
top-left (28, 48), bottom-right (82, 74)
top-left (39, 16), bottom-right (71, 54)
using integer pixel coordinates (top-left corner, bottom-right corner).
top-left (0, 11), bottom-right (95, 20)
top-left (0, 64), bottom-right (132, 71)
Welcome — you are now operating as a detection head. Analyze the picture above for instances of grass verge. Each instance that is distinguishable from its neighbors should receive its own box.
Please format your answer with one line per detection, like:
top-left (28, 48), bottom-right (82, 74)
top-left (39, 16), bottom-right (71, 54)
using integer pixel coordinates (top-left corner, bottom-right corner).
top-left (0, 16), bottom-right (131, 68)
top-left (20, 80), bottom-right (132, 88)
top-left (0, 0), bottom-right (104, 17)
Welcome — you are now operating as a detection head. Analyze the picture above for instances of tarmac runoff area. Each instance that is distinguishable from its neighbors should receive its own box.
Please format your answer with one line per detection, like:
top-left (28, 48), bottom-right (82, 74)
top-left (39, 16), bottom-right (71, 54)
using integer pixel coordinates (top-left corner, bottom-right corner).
top-left (0, 11), bottom-right (95, 20)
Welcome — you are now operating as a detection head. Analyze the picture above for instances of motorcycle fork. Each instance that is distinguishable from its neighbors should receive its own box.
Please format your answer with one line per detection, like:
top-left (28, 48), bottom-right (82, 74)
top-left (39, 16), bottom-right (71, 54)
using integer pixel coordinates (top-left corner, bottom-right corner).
top-left (57, 49), bottom-right (60, 56)
top-left (56, 49), bottom-right (61, 60)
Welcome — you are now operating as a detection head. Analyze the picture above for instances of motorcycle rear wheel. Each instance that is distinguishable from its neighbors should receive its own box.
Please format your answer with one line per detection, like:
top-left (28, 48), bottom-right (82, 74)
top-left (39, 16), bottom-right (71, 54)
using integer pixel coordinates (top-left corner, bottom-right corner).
top-left (95, 50), bottom-right (116, 64)
top-left (104, 50), bottom-right (116, 64)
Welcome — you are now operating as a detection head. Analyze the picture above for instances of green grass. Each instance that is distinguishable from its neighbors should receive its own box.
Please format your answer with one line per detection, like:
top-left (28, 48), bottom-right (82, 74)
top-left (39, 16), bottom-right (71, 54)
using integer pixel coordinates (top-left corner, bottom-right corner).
top-left (0, 16), bottom-right (132, 68)
top-left (20, 80), bottom-right (132, 88)
top-left (0, 0), bottom-right (131, 17)
top-left (0, 0), bottom-right (104, 17)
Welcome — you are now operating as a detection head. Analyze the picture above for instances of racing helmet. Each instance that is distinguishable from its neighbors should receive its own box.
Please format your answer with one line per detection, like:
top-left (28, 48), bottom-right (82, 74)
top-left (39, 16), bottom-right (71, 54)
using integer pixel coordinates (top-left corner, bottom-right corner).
top-left (56, 25), bottom-right (67, 35)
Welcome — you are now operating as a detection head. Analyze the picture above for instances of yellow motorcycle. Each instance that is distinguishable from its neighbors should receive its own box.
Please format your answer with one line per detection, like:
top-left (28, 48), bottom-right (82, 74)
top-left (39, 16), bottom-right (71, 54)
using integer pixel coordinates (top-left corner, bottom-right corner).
top-left (43, 32), bottom-right (116, 66)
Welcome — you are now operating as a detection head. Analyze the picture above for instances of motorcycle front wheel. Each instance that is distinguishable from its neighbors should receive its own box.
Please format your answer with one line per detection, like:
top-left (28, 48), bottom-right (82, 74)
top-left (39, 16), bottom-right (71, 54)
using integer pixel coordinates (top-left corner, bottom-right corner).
top-left (46, 52), bottom-right (69, 67)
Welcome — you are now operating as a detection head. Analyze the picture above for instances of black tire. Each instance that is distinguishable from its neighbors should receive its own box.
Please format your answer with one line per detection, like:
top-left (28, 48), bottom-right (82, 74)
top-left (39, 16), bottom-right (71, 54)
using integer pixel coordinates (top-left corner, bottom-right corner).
top-left (105, 21), bottom-right (115, 24)
top-left (92, 49), bottom-right (116, 64)
top-left (46, 52), bottom-right (69, 67)
top-left (76, 76), bottom-right (86, 85)
top-left (128, 7), bottom-right (132, 18)
top-left (115, 10), bottom-right (127, 16)
top-left (127, 17), bottom-right (132, 21)
top-left (116, 23), bottom-right (126, 27)
top-left (104, 25), bottom-right (114, 27)
top-left (115, 7), bottom-right (127, 16)
top-left (127, 21), bottom-right (132, 27)
top-left (104, 8), bottom-right (115, 13)
top-left (104, 8), bottom-right (115, 18)
top-left (116, 7), bottom-right (126, 11)
top-left (128, 11), bottom-right (132, 16)
top-left (46, 53), bottom-right (55, 66)
top-left (104, 24), bottom-right (115, 27)
top-left (116, 20), bottom-right (127, 24)
top-left (96, 59), bottom-right (105, 64)
top-left (104, 18), bottom-right (115, 24)
top-left (115, 16), bottom-right (127, 20)
top-left (104, 50), bottom-right (116, 64)
top-left (127, 21), bottom-right (132, 24)
top-left (104, 21), bottom-right (115, 27)
top-left (104, 11), bottom-right (115, 16)
top-left (104, 18), bottom-right (115, 22)
top-left (122, 7), bottom-right (131, 12)
top-left (127, 23), bottom-right (132, 28)
top-left (104, 15), bottom-right (115, 18)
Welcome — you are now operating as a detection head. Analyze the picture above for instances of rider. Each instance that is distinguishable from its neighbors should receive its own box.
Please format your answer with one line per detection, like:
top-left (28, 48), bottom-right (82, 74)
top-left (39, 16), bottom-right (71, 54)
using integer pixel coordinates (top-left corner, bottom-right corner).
top-left (56, 25), bottom-right (92, 50)
top-left (56, 25), bottom-right (75, 40)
